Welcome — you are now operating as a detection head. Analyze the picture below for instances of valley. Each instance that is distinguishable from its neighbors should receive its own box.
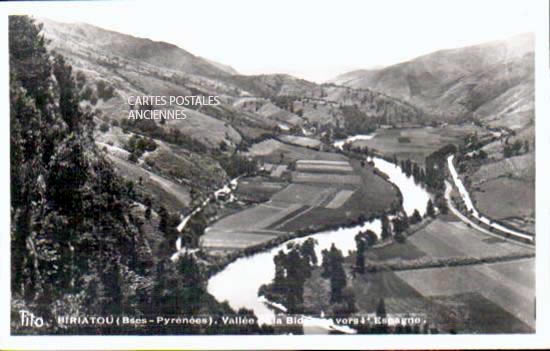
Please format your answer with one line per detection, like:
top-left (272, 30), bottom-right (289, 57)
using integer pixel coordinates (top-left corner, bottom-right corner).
top-left (9, 15), bottom-right (535, 336)
top-left (201, 144), bottom-right (398, 255)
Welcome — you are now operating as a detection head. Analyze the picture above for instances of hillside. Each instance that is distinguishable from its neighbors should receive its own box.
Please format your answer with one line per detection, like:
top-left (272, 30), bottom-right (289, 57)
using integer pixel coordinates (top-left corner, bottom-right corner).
top-left (331, 33), bottom-right (535, 235)
top-left (34, 16), bottom-right (426, 210)
top-left (331, 34), bottom-right (534, 131)
top-left (40, 18), bottom-right (235, 78)
top-left (39, 17), bottom-right (424, 132)
top-left (10, 15), bottom-right (281, 336)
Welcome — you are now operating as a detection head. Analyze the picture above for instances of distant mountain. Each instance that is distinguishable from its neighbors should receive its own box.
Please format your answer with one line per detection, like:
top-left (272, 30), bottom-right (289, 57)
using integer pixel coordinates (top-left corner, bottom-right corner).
top-left (34, 17), bottom-right (426, 198)
top-left (202, 57), bottom-right (239, 75)
top-left (331, 34), bottom-right (534, 130)
top-left (40, 18), bottom-right (235, 78)
top-left (39, 17), bottom-right (423, 137)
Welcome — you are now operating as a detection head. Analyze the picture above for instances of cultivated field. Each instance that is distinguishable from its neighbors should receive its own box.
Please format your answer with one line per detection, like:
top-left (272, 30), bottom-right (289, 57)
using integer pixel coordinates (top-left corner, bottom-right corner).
top-left (280, 135), bottom-right (321, 149)
top-left (472, 178), bottom-right (534, 223)
top-left (471, 153), bottom-right (534, 185)
top-left (407, 219), bottom-right (532, 258)
top-left (332, 217), bottom-right (536, 333)
top-left (200, 229), bottom-right (280, 249)
top-left (296, 159), bottom-right (354, 173)
top-left (234, 178), bottom-right (285, 202)
top-left (395, 258), bottom-right (535, 330)
top-left (203, 143), bottom-right (398, 250)
top-left (467, 140), bottom-right (534, 234)
top-left (246, 138), bottom-right (346, 164)
top-left (325, 190), bottom-right (355, 209)
top-left (292, 172), bottom-right (361, 185)
top-left (271, 184), bottom-right (338, 206)
top-left (304, 265), bottom-right (533, 333)
top-left (277, 159), bottom-right (398, 232)
top-left (350, 125), bottom-right (483, 165)
top-left (211, 202), bottom-right (304, 231)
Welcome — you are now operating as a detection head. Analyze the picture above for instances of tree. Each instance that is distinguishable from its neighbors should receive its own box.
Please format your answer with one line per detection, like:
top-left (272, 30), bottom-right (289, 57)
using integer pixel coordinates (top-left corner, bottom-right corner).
top-left (427, 199), bottom-right (435, 218)
top-left (96, 80), bottom-right (115, 101)
top-left (436, 197), bottom-right (448, 215)
top-left (478, 149), bottom-right (488, 159)
top-left (321, 249), bottom-right (331, 278)
top-left (328, 244), bottom-right (347, 303)
top-left (219, 140), bottom-right (228, 152)
top-left (9, 16), bottom-right (179, 335)
top-left (374, 297), bottom-right (388, 333)
top-left (128, 152), bottom-right (138, 163)
top-left (266, 241), bottom-right (317, 313)
top-left (336, 287), bottom-right (357, 316)
top-left (376, 297), bottom-right (386, 318)
top-left (175, 253), bottom-right (203, 314)
top-left (503, 144), bottom-right (513, 158)
top-left (158, 206), bottom-right (169, 234)
top-left (354, 234), bottom-right (366, 274)
top-left (102, 260), bottom-right (123, 315)
top-left (402, 213), bottom-right (409, 230)
top-left (365, 230), bottom-right (378, 246)
top-left (299, 238), bottom-right (318, 266)
top-left (218, 154), bottom-right (258, 178)
top-left (392, 217), bottom-right (403, 235)
top-left (185, 211), bottom-right (207, 247)
top-left (411, 209), bottom-right (422, 224)
top-left (9, 16), bottom-right (52, 112)
top-left (381, 213), bottom-right (391, 239)
top-left (53, 54), bottom-right (81, 131)
top-left (504, 140), bottom-right (523, 158)
top-left (99, 122), bottom-right (110, 133)
top-left (412, 162), bottom-right (420, 183)
top-left (512, 140), bottom-right (522, 155)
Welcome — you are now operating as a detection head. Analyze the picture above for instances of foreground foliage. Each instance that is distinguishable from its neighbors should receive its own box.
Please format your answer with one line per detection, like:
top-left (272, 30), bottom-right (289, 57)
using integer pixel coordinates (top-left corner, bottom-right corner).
top-left (10, 16), bottom-right (267, 335)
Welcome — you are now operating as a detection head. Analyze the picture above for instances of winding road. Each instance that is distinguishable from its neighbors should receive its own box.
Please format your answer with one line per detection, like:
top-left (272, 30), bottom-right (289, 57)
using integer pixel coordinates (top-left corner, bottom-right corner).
top-left (445, 155), bottom-right (534, 245)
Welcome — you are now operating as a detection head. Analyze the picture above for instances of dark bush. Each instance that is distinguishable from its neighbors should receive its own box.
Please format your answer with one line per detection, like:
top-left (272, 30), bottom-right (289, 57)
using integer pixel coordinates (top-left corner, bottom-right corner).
top-left (99, 122), bottom-right (110, 133)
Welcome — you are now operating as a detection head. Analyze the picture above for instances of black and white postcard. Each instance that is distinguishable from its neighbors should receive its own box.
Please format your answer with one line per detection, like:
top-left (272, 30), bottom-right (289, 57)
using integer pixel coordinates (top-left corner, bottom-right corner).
top-left (1, 0), bottom-right (548, 349)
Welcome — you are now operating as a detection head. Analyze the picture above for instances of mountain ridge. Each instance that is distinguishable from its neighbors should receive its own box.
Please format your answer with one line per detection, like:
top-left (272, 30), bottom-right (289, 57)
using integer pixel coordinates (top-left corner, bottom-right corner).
top-left (39, 17), bottom-right (237, 78)
top-left (330, 33), bottom-right (534, 130)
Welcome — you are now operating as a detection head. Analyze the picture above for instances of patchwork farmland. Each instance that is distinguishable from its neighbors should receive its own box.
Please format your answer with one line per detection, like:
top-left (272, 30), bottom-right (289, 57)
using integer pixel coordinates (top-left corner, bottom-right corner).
top-left (395, 258), bottom-right (534, 331)
top-left (404, 219), bottom-right (535, 331)
top-left (201, 144), bottom-right (398, 253)
top-left (303, 217), bottom-right (535, 333)
top-left (246, 138), bottom-right (347, 164)
top-left (348, 125), bottom-right (485, 166)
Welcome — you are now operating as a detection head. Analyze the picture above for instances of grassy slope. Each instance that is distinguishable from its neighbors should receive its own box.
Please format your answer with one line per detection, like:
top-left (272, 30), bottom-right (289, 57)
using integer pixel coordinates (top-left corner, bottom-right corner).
top-left (332, 34), bottom-right (534, 126)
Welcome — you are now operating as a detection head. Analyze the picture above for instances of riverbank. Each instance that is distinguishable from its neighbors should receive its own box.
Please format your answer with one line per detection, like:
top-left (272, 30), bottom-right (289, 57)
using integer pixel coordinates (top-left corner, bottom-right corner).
top-left (203, 152), bottom-right (431, 281)
top-left (206, 154), bottom-right (432, 327)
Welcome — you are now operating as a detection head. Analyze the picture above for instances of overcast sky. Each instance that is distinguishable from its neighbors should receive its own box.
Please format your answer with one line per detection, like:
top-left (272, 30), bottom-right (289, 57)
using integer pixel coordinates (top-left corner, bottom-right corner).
top-left (9, 0), bottom-right (535, 82)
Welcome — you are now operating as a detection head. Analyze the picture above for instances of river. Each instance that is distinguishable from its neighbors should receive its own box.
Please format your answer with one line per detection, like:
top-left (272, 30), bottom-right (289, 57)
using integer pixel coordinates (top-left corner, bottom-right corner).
top-left (206, 155), bottom-right (431, 331)
top-left (333, 134), bottom-right (376, 150)
top-left (369, 157), bottom-right (430, 216)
